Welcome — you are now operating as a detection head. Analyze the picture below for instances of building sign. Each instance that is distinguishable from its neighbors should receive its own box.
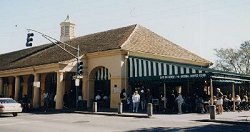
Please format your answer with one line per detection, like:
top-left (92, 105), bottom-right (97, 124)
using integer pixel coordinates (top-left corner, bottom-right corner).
top-left (160, 73), bottom-right (207, 80)
top-left (33, 81), bottom-right (40, 88)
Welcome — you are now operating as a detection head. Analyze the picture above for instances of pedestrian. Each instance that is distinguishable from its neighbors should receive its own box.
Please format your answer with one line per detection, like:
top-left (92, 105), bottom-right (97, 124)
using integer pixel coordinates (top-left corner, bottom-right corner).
top-left (140, 89), bottom-right (146, 111)
top-left (63, 92), bottom-right (69, 108)
top-left (43, 90), bottom-right (49, 112)
top-left (235, 95), bottom-right (241, 111)
top-left (175, 93), bottom-right (184, 114)
top-left (145, 88), bottom-right (152, 104)
top-left (95, 93), bottom-right (101, 101)
top-left (120, 89), bottom-right (127, 110)
top-left (216, 88), bottom-right (223, 114)
top-left (168, 91), bottom-right (176, 113)
top-left (54, 94), bottom-right (56, 108)
top-left (132, 91), bottom-right (140, 112)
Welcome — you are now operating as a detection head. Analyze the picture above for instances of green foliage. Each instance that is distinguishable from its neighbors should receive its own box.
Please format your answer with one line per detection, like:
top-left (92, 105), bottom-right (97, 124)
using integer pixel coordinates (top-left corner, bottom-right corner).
top-left (214, 41), bottom-right (250, 75)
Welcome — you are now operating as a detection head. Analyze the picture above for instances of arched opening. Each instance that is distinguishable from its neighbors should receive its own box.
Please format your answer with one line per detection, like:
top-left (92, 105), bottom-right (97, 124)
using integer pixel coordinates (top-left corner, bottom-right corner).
top-left (3, 77), bottom-right (9, 97)
top-left (18, 76), bottom-right (24, 101)
top-left (27, 75), bottom-right (34, 103)
top-left (64, 72), bottom-right (82, 109)
top-left (90, 66), bottom-right (111, 110)
top-left (45, 73), bottom-right (57, 109)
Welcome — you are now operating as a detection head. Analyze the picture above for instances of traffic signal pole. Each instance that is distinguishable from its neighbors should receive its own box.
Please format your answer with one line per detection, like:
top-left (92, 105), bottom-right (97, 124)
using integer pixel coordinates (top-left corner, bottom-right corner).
top-left (75, 45), bottom-right (80, 109)
top-left (27, 29), bottom-right (78, 58)
top-left (26, 29), bottom-right (82, 109)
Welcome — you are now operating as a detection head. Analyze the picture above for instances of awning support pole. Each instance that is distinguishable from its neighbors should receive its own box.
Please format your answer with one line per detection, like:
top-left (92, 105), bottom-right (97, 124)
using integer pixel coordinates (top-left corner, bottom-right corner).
top-left (209, 78), bottom-right (216, 120)
top-left (210, 78), bottom-right (213, 105)
top-left (164, 83), bottom-right (166, 109)
top-left (232, 83), bottom-right (235, 112)
top-left (187, 79), bottom-right (190, 96)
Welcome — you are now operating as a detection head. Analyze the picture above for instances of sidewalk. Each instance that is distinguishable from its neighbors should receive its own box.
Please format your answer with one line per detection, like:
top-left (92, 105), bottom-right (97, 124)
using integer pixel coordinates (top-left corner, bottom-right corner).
top-left (198, 111), bottom-right (250, 125)
top-left (74, 110), bottom-right (250, 125)
top-left (74, 110), bottom-right (149, 118)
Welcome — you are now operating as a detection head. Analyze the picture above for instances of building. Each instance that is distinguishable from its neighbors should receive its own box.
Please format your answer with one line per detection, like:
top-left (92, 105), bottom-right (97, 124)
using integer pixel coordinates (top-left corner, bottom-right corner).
top-left (0, 18), bottom-right (249, 111)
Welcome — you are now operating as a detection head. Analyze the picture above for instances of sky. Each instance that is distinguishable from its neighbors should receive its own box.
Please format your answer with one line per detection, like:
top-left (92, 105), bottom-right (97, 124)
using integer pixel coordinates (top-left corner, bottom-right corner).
top-left (1, 0), bottom-right (250, 63)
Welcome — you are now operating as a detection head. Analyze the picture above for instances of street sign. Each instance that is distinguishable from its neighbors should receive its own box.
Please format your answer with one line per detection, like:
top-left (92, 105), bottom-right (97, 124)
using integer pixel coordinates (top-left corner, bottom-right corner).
top-left (75, 79), bottom-right (80, 86)
top-left (33, 81), bottom-right (40, 88)
top-left (73, 75), bottom-right (83, 79)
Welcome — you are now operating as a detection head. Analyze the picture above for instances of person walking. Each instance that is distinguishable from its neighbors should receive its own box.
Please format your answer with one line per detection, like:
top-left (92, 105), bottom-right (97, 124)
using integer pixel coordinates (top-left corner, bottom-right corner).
top-left (120, 89), bottom-right (127, 110)
top-left (132, 91), bottom-right (140, 112)
top-left (43, 90), bottom-right (49, 112)
top-left (216, 88), bottom-right (224, 114)
top-left (140, 89), bottom-right (146, 111)
top-left (175, 93), bottom-right (184, 114)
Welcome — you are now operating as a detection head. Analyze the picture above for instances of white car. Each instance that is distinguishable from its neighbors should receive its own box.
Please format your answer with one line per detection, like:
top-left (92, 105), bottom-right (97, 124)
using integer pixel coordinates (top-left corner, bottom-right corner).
top-left (0, 98), bottom-right (22, 117)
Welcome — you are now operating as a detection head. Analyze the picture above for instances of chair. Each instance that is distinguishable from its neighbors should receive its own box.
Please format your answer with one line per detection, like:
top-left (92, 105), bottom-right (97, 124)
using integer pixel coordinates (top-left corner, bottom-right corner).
top-left (152, 99), bottom-right (159, 112)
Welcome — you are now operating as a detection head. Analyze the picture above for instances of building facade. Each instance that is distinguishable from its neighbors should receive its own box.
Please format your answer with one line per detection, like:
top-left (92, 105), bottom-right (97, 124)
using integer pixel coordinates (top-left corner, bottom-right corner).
top-left (0, 22), bottom-right (249, 111)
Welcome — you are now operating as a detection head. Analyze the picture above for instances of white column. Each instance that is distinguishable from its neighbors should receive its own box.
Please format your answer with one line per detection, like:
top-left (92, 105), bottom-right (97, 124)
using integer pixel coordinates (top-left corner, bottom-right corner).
top-left (0, 78), bottom-right (3, 96)
top-left (32, 73), bottom-right (40, 108)
top-left (56, 72), bottom-right (65, 109)
top-left (14, 76), bottom-right (20, 100)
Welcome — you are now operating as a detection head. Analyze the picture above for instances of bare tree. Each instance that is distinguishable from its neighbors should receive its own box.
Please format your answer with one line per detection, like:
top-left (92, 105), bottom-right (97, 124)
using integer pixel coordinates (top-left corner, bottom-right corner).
top-left (214, 41), bottom-right (250, 75)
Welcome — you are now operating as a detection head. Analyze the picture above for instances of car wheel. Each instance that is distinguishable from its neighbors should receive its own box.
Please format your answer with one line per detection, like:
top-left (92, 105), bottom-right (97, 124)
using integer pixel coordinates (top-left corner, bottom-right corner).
top-left (13, 113), bottom-right (18, 117)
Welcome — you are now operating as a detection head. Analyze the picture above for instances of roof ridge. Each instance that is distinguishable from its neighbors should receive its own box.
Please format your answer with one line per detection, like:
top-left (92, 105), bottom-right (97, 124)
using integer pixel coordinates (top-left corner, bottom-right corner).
top-left (120, 24), bottom-right (139, 48)
top-left (67, 24), bottom-right (138, 43)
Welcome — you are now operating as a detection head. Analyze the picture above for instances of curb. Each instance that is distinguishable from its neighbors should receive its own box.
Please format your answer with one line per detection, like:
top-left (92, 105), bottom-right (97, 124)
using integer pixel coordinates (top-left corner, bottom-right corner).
top-left (73, 111), bottom-right (150, 118)
top-left (196, 119), bottom-right (250, 125)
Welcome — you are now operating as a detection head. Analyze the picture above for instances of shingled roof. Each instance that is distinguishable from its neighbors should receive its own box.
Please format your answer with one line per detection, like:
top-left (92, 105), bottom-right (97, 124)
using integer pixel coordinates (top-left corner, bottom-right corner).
top-left (121, 25), bottom-right (212, 65)
top-left (0, 24), bottom-right (211, 71)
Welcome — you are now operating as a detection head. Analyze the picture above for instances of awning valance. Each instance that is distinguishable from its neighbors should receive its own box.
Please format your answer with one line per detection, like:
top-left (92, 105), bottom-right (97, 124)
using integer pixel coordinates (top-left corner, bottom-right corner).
top-left (128, 57), bottom-right (209, 80)
top-left (128, 57), bottom-right (250, 82)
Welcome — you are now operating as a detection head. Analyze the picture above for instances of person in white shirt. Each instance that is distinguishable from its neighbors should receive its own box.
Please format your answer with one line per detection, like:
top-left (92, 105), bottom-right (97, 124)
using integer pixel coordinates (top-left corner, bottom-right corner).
top-left (132, 91), bottom-right (140, 112)
top-left (95, 93), bottom-right (101, 101)
top-left (235, 95), bottom-right (241, 109)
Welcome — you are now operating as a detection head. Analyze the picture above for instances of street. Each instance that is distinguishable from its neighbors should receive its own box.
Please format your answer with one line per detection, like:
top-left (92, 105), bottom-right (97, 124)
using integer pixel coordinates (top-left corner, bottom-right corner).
top-left (0, 111), bottom-right (249, 132)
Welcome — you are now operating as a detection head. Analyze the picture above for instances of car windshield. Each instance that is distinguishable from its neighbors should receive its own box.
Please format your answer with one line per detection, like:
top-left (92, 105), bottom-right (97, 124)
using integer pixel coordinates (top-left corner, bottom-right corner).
top-left (0, 99), bottom-right (17, 103)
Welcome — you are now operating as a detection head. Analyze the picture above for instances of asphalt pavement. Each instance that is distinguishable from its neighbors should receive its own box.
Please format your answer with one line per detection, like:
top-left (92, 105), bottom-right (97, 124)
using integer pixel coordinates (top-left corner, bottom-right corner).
top-left (0, 110), bottom-right (249, 132)
top-left (74, 110), bottom-right (250, 125)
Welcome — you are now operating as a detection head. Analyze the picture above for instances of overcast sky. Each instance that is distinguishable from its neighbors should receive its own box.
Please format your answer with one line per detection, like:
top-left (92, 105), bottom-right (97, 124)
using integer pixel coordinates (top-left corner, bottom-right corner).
top-left (1, 0), bottom-right (250, 62)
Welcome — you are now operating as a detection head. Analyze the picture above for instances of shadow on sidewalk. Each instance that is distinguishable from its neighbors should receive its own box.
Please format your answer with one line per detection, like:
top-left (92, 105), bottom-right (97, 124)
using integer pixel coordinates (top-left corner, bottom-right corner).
top-left (195, 119), bottom-right (250, 126)
top-left (126, 123), bottom-right (250, 132)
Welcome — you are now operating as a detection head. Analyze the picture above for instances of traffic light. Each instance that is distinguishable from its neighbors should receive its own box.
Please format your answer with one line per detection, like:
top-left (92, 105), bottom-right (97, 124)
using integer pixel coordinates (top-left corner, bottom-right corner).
top-left (77, 61), bottom-right (83, 75)
top-left (26, 33), bottom-right (34, 47)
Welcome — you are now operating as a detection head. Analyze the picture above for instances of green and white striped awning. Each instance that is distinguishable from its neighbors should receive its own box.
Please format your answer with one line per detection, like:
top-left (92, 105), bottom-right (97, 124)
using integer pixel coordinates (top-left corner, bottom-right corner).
top-left (128, 57), bottom-right (209, 80)
top-left (128, 57), bottom-right (250, 82)
top-left (95, 67), bottom-right (111, 80)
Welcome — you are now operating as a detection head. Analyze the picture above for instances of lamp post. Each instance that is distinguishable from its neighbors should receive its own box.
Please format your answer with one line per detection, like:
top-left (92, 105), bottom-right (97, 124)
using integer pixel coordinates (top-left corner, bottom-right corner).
top-left (26, 29), bottom-right (82, 109)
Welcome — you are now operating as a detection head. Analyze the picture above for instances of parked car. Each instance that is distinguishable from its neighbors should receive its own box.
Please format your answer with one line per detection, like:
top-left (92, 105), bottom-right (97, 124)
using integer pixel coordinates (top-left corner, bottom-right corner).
top-left (0, 98), bottom-right (22, 117)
